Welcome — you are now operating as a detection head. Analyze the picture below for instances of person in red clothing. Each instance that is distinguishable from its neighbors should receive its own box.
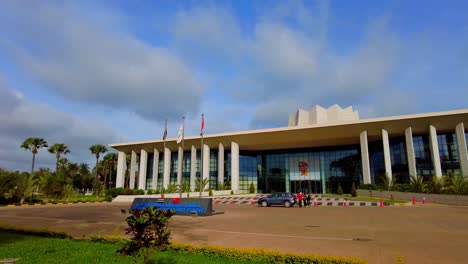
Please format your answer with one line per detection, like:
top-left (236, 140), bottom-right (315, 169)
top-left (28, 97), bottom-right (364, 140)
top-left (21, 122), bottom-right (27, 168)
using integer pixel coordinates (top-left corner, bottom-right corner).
top-left (297, 192), bottom-right (303, 208)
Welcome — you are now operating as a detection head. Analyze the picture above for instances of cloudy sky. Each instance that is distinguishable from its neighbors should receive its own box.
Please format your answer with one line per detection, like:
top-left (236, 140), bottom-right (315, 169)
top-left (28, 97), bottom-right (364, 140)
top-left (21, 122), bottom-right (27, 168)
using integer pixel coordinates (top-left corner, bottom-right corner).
top-left (0, 0), bottom-right (467, 171)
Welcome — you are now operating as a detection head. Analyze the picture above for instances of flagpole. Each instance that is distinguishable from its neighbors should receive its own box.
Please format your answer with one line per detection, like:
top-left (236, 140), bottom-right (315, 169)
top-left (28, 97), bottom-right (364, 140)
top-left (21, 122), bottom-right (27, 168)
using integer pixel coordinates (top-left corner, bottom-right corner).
top-left (199, 114), bottom-right (204, 198)
top-left (179, 116), bottom-right (185, 199)
top-left (162, 119), bottom-right (167, 197)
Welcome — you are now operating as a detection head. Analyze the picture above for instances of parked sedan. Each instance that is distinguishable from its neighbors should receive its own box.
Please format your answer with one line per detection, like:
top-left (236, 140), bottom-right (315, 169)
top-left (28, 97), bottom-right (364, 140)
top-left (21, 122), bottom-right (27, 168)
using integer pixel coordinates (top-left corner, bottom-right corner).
top-left (257, 192), bottom-right (296, 208)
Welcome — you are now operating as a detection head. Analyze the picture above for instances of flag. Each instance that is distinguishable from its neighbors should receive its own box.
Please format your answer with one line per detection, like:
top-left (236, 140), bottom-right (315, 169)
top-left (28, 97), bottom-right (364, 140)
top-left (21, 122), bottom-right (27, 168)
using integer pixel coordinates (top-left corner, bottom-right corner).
top-left (200, 114), bottom-right (205, 136)
top-left (162, 119), bottom-right (168, 140)
top-left (177, 118), bottom-right (184, 144)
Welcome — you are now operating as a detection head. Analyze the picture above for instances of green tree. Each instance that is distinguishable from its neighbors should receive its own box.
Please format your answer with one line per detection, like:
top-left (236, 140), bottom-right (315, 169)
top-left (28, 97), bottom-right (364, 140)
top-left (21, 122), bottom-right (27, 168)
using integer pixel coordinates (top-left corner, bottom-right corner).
top-left (0, 169), bottom-right (16, 197)
top-left (249, 182), bottom-right (256, 194)
top-left (89, 144), bottom-right (107, 198)
top-left (40, 171), bottom-right (67, 199)
top-left (410, 175), bottom-right (427, 193)
top-left (20, 138), bottom-right (48, 175)
top-left (62, 184), bottom-right (76, 202)
top-left (48, 143), bottom-right (70, 173)
top-left (102, 153), bottom-right (117, 189)
top-left (336, 183), bottom-right (343, 195)
top-left (14, 172), bottom-right (36, 204)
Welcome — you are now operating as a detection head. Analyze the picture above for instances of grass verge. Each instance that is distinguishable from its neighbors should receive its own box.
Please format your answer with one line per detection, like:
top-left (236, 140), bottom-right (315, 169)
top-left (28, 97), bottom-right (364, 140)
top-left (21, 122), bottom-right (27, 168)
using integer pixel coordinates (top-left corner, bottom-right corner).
top-left (324, 194), bottom-right (409, 204)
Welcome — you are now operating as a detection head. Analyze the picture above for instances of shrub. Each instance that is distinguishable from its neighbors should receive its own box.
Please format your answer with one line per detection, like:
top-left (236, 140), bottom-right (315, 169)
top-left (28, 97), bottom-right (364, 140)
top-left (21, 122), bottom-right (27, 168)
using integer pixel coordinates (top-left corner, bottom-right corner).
top-left (107, 187), bottom-right (124, 198)
top-left (118, 206), bottom-right (175, 263)
top-left (136, 189), bottom-right (145, 195)
top-left (351, 182), bottom-right (357, 197)
top-left (104, 195), bottom-right (113, 202)
top-left (336, 183), bottom-right (343, 195)
top-left (147, 189), bottom-right (153, 195)
top-left (166, 242), bottom-right (365, 264)
top-left (122, 188), bottom-right (138, 195)
top-left (390, 183), bottom-right (411, 192)
top-left (358, 184), bottom-right (379, 190)
top-left (249, 182), bottom-right (255, 194)
top-left (208, 188), bottom-right (213, 197)
top-left (410, 175), bottom-right (427, 193)
top-left (230, 190), bottom-right (234, 195)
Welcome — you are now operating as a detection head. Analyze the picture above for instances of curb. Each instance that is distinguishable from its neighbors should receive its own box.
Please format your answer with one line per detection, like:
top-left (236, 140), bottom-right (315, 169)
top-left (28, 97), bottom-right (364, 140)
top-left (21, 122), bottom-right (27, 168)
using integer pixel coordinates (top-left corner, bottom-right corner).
top-left (0, 201), bottom-right (110, 207)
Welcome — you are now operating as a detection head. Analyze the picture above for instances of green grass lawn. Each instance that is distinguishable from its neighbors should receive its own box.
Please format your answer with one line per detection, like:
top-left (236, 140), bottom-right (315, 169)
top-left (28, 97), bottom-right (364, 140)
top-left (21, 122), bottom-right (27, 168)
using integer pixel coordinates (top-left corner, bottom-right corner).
top-left (324, 194), bottom-right (409, 204)
top-left (0, 231), bottom-right (265, 264)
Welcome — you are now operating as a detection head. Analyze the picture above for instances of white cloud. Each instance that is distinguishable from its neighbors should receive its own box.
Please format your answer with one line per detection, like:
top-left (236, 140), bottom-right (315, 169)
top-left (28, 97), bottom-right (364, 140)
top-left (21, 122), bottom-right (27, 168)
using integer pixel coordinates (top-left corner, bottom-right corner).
top-left (0, 78), bottom-right (122, 171)
top-left (0, 2), bottom-right (202, 121)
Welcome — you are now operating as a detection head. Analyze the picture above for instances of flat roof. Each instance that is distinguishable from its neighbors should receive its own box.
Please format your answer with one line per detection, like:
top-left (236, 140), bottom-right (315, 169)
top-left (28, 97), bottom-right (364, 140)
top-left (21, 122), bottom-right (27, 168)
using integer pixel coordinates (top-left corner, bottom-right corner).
top-left (110, 109), bottom-right (468, 153)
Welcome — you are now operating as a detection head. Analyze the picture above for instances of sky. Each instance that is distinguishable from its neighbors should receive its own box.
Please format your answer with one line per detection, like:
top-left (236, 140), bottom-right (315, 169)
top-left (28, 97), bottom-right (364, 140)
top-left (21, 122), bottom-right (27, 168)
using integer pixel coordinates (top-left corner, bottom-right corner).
top-left (0, 0), bottom-right (467, 171)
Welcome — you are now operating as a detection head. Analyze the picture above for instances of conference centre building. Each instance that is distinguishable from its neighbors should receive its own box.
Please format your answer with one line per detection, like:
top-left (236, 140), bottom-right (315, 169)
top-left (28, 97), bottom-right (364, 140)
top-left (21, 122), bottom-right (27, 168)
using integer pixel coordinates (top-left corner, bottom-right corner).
top-left (110, 105), bottom-right (468, 194)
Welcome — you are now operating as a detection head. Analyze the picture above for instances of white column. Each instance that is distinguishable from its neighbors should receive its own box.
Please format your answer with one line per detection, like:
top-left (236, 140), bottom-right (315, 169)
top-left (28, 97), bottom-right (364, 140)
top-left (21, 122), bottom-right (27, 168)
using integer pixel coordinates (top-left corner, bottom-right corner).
top-left (382, 129), bottom-right (392, 181)
top-left (429, 125), bottom-right (442, 178)
top-left (456, 122), bottom-right (468, 176)
top-left (138, 149), bottom-right (148, 190)
top-left (405, 127), bottom-right (417, 177)
top-left (177, 146), bottom-right (183, 187)
top-left (190, 145), bottom-right (197, 192)
top-left (152, 149), bottom-right (159, 191)
top-left (218, 143), bottom-right (224, 187)
top-left (203, 144), bottom-right (210, 190)
top-left (231, 142), bottom-right (239, 192)
top-left (129, 150), bottom-right (137, 189)
top-left (116, 151), bottom-right (126, 188)
top-left (163, 148), bottom-right (171, 189)
top-left (360, 131), bottom-right (371, 184)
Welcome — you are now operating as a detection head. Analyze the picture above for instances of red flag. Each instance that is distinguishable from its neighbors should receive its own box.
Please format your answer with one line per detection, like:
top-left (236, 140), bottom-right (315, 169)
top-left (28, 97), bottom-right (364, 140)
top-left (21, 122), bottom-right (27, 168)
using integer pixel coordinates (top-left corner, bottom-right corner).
top-left (200, 114), bottom-right (205, 135)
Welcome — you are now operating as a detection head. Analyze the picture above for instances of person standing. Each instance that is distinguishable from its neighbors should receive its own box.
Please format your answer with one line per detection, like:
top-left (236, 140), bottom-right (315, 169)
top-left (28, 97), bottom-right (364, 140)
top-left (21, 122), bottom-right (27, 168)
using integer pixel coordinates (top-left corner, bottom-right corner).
top-left (297, 192), bottom-right (303, 208)
top-left (306, 193), bottom-right (312, 207)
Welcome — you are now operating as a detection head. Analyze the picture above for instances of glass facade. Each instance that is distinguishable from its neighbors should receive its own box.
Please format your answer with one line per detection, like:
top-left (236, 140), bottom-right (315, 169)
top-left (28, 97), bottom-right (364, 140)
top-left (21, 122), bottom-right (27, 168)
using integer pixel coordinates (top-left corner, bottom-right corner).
top-left (142, 131), bottom-right (468, 193)
top-left (390, 137), bottom-right (409, 183)
top-left (438, 133), bottom-right (460, 175)
top-left (413, 135), bottom-right (434, 179)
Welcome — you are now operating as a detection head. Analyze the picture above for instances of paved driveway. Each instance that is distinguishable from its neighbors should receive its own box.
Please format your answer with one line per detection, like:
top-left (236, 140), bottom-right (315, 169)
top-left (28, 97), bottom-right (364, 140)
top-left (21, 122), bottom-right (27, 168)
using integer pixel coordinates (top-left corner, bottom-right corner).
top-left (1, 202), bottom-right (467, 263)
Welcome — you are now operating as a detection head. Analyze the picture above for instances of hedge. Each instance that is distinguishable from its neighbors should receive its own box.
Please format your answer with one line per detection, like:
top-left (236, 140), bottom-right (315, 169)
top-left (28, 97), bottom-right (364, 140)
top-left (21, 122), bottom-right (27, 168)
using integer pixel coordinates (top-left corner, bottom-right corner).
top-left (166, 242), bottom-right (366, 264)
top-left (0, 225), bottom-right (72, 239)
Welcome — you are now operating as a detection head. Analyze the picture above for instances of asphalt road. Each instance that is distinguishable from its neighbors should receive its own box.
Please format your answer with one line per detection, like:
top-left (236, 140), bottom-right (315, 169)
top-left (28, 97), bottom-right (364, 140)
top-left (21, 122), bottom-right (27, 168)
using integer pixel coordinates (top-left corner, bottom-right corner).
top-left (1, 202), bottom-right (467, 264)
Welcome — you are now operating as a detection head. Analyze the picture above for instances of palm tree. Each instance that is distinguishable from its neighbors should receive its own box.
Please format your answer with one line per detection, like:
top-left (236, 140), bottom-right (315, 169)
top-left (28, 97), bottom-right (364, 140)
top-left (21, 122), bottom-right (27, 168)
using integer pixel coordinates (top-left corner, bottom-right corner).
top-left (102, 153), bottom-right (117, 189)
top-left (48, 143), bottom-right (70, 173)
top-left (89, 144), bottom-right (107, 197)
top-left (20, 137), bottom-right (48, 175)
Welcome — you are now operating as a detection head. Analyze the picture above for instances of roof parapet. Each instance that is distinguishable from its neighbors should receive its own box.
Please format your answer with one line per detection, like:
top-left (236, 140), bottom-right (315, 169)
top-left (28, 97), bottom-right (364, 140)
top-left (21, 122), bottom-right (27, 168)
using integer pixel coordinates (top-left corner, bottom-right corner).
top-left (289, 104), bottom-right (360, 127)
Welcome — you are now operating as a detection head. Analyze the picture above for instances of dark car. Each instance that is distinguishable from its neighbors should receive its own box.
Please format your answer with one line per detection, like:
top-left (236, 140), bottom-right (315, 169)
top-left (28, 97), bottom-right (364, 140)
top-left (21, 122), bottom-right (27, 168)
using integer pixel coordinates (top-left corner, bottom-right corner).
top-left (257, 192), bottom-right (296, 208)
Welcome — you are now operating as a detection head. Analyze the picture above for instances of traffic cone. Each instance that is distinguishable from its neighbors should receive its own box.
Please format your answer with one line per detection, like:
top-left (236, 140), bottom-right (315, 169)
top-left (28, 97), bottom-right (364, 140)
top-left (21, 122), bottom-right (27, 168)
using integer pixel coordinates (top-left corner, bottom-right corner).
top-left (380, 198), bottom-right (384, 208)
top-left (422, 196), bottom-right (426, 204)
top-left (313, 198), bottom-right (317, 207)
top-left (250, 198), bottom-right (255, 205)
top-left (343, 199), bottom-right (347, 207)
top-left (412, 196), bottom-right (416, 205)
top-left (229, 198), bottom-right (234, 205)
top-left (215, 198), bottom-right (219, 205)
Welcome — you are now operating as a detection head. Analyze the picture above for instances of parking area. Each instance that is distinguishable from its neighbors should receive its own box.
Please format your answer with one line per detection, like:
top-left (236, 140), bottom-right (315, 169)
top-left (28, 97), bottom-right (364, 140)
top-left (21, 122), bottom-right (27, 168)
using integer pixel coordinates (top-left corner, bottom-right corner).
top-left (1, 202), bottom-right (467, 263)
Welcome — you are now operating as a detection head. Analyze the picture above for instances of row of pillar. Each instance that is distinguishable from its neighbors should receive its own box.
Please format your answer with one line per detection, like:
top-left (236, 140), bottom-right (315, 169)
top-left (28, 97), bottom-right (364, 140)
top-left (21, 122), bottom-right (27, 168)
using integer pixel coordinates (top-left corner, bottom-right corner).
top-left (360, 122), bottom-right (468, 183)
top-left (115, 142), bottom-right (240, 192)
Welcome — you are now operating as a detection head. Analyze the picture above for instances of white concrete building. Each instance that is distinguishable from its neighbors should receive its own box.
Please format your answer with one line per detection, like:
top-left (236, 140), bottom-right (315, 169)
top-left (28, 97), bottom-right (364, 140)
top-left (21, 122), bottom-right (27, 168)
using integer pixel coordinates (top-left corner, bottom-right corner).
top-left (110, 106), bottom-right (468, 194)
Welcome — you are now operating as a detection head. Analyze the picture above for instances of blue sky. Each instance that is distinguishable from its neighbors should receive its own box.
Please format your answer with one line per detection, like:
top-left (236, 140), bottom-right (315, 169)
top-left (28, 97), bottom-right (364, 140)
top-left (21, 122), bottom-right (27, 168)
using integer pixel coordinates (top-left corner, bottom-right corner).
top-left (0, 0), bottom-right (467, 171)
